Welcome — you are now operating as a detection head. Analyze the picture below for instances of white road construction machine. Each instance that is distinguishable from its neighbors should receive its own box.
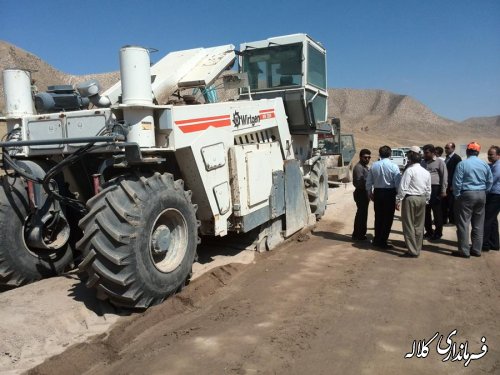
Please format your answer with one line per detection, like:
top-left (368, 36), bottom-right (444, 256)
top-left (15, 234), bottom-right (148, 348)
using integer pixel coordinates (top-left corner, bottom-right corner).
top-left (0, 34), bottom-right (330, 308)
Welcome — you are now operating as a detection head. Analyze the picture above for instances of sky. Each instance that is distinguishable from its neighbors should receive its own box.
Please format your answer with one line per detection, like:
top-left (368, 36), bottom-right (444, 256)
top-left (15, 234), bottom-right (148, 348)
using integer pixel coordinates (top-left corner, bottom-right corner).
top-left (1, 0), bottom-right (499, 121)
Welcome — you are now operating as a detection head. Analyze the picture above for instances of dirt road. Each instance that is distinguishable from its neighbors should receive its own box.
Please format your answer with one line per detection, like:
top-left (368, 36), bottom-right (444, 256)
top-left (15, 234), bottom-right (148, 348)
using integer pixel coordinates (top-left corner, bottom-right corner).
top-left (2, 185), bottom-right (499, 374)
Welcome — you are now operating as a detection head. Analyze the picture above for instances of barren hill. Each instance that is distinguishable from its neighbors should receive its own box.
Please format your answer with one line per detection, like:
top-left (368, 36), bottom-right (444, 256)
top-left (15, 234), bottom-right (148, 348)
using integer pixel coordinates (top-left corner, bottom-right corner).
top-left (462, 115), bottom-right (500, 127)
top-left (0, 40), bottom-right (119, 112)
top-left (1, 40), bottom-right (498, 152)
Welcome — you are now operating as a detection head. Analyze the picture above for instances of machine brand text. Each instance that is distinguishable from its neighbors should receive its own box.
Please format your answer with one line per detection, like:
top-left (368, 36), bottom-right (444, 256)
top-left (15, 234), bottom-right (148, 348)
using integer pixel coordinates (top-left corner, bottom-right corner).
top-left (232, 111), bottom-right (261, 127)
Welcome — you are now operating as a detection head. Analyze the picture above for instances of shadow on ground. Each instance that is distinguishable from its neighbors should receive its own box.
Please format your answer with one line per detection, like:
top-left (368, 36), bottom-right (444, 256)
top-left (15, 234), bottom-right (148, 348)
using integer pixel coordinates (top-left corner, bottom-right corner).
top-left (65, 273), bottom-right (132, 317)
top-left (313, 230), bottom-right (403, 257)
top-left (65, 232), bottom-right (261, 314)
top-left (0, 285), bottom-right (16, 293)
top-left (313, 228), bottom-right (459, 258)
top-left (197, 234), bottom-right (255, 264)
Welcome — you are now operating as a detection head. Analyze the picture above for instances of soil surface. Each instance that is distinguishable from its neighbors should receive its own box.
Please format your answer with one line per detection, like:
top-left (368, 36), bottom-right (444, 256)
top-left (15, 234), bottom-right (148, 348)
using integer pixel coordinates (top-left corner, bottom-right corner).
top-left (1, 185), bottom-right (499, 375)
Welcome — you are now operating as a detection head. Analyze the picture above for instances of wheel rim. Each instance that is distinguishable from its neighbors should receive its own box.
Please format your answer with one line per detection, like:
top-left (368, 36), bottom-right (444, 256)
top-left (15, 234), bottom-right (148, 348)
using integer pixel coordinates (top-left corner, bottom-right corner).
top-left (149, 208), bottom-right (188, 273)
top-left (22, 213), bottom-right (70, 258)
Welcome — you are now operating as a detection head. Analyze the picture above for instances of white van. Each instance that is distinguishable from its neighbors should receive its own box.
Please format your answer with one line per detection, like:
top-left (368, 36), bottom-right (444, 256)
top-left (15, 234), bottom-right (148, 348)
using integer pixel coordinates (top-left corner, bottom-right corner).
top-left (390, 148), bottom-right (408, 171)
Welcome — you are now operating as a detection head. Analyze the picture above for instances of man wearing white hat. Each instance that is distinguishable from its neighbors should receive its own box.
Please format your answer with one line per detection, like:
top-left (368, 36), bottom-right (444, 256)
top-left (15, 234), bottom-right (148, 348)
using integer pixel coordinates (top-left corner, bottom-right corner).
top-left (396, 146), bottom-right (431, 257)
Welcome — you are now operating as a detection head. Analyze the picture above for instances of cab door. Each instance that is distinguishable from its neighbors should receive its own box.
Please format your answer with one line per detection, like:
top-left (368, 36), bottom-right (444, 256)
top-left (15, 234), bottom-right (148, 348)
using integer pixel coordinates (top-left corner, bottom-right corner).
top-left (340, 134), bottom-right (356, 166)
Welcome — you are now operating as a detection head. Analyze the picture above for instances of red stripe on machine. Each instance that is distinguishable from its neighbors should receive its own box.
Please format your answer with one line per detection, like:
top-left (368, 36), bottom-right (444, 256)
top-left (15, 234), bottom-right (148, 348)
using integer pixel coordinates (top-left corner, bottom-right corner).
top-left (177, 119), bottom-right (232, 133)
top-left (259, 113), bottom-right (275, 120)
top-left (175, 114), bottom-right (230, 125)
top-left (259, 108), bottom-right (275, 120)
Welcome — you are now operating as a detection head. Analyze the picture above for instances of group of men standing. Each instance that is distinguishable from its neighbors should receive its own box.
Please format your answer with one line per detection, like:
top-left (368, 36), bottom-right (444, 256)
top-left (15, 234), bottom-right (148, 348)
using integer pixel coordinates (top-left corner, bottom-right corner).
top-left (351, 142), bottom-right (499, 258)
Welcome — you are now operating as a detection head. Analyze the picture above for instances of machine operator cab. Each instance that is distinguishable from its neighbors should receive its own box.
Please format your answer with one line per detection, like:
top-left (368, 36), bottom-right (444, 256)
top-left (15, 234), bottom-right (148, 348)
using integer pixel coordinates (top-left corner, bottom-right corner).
top-left (238, 34), bottom-right (328, 135)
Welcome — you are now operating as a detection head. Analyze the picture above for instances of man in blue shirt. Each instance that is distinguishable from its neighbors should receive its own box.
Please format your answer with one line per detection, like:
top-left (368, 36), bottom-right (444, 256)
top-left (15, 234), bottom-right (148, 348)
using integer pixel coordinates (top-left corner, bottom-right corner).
top-left (483, 145), bottom-right (500, 251)
top-left (452, 142), bottom-right (493, 257)
top-left (366, 145), bottom-right (401, 249)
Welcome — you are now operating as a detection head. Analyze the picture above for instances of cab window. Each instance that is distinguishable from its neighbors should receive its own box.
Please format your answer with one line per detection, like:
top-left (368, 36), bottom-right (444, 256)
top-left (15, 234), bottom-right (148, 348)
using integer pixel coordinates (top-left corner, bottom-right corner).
top-left (242, 44), bottom-right (303, 90)
top-left (307, 44), bottom-right (326, 89)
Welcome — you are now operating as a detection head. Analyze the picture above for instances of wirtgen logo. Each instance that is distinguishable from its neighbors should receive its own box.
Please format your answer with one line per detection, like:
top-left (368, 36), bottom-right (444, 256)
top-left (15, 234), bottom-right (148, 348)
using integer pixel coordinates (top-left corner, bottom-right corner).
top-left (232, 111), bottom-right (260, 127)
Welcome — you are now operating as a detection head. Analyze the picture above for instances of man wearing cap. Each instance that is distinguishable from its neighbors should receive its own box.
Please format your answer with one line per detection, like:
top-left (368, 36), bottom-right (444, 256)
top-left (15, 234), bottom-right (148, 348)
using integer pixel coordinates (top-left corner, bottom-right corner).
top-left (396, 146), bottom-right (431, 257)
top-left (422, 144), bottom-right (448, 240)
top-left (483, 145), bottom-right (500, 251)
top-left (366, 145), bottom-right (401, 249)
top-left (452, 142), bottom-right (493, 258)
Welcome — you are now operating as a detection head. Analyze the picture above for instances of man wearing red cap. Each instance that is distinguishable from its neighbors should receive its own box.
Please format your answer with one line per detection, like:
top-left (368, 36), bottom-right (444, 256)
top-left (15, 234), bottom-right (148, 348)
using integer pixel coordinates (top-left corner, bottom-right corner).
top-left (452, 142), bottom-right (493, 258)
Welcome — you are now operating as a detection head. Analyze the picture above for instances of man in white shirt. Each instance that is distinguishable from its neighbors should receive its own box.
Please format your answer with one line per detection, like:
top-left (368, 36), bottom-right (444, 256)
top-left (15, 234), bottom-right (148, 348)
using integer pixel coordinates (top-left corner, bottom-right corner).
top-left (396, 146), bottom-right (431, 257)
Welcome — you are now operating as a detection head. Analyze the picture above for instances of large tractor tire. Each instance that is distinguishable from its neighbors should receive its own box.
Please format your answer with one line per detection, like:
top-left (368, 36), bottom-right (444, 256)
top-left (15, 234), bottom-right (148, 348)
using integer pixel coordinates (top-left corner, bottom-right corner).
top-left (0, 176), bottom-right (74, 287)
top-left (306, 159), bottom-right (328, 220)
top-left (77, 172), bottom-right (198, 309)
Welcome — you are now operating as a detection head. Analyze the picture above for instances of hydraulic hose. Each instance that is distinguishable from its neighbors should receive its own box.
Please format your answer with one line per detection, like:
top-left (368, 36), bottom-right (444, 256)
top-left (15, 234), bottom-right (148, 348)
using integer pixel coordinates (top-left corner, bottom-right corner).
top-left (1, 136), bottom-right (123, 213)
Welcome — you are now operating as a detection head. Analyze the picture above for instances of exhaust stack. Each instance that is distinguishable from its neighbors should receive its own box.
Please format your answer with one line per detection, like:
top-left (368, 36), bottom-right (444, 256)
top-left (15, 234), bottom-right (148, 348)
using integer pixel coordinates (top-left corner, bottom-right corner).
top-left (119, 46), bottom-right (155, 147)
top-left (3, 69), bottom-right (35, 116)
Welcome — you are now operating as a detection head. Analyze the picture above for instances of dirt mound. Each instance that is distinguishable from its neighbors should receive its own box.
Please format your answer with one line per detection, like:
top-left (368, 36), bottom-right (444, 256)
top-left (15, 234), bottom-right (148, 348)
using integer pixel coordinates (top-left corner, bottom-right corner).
top-left (26, 264), bottom-right (245, 375)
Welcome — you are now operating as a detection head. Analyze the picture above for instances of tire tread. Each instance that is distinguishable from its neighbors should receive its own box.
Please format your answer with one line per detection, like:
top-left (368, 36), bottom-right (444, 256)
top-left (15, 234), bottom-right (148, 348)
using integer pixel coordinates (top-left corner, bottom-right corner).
top-left (78, 173), bottom-right (198, 308)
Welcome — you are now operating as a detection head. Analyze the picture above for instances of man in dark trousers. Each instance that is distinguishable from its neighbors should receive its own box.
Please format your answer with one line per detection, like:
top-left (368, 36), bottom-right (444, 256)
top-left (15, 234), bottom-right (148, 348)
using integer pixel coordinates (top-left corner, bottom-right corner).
top-left (366, 146), bottom-right (401, 249)
top-left (352, 149), bottom-right (371, 241)
top-left (443, 142), bottom-right (462, 224)
top-left (422, 144), bottom-right (448, 240)
top-left (483, 145), bottom-right (500, 251)
top-left (453, 142), bottom-right (493, 258)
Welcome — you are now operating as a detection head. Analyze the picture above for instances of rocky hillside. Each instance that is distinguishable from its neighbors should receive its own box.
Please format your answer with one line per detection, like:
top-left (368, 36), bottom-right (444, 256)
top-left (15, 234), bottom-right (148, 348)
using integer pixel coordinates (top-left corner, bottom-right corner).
top-left (1, 40), bottom-right (498, 152)
top-left (330, 89), bottom-right (455, 127)
top-left (461, 115), bottom-right (500, 127)
top-left (0, 41), bottom-right (119, 112)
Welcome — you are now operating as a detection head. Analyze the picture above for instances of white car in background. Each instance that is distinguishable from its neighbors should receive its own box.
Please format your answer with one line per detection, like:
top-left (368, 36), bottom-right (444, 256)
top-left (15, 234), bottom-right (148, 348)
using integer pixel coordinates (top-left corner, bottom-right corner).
top-left (390, 148), bottom-right (408, 171)
top-left (399, 146), bottom-right (423, 154)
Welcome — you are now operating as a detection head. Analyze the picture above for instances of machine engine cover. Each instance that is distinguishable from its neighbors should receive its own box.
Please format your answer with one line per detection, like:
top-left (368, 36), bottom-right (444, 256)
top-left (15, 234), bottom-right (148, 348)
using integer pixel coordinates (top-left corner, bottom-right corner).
top-left (35, 85), bottom-right (90, 113)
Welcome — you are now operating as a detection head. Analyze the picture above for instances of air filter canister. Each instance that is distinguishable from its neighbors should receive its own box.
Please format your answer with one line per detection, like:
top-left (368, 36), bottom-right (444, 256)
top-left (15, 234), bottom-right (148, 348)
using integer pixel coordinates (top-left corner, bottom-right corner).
top-left (119, 46), bottom-right (153, 106)
top-left (3, 69), bottom-right (35, 116)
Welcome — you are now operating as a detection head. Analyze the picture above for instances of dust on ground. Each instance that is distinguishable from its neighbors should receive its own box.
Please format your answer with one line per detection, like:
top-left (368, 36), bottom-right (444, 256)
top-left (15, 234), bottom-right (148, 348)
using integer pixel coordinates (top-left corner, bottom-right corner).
top-left (2, 184), bottom-right (495, 375)
top-left (0, 234), bottom-right (256, 375)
